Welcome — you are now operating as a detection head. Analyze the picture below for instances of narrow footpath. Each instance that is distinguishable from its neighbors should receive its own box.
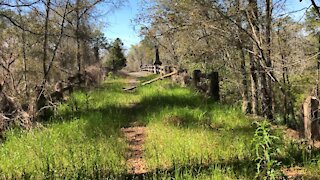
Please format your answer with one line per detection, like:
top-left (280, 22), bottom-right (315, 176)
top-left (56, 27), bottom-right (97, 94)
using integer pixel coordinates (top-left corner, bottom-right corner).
top-left (121, 126), bottom-right (147, 175)
top-left (120, 70), bottom-right (152, 177)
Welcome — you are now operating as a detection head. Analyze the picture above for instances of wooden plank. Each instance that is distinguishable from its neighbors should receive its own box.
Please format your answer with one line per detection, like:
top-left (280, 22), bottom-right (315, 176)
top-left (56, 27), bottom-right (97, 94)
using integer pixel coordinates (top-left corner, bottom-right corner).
top-left (141, 71), bottom-right (177, 86)
top-left (123, 71), bottom-right (177, 91)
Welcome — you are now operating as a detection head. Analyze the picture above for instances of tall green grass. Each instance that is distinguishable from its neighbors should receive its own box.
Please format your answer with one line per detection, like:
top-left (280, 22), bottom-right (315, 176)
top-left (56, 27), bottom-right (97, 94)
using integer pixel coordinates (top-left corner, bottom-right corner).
top-left (0, 76), bottom-right (316, 179)
top-left (0, 79), bottom-right (141, 178)
top-left (127, 80), bottom-right (255, 178)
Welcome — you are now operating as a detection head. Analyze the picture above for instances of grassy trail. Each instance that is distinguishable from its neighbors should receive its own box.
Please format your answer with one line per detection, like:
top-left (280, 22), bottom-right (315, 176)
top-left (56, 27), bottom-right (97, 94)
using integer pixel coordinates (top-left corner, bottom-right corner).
top-left (0, 73), bottom-right (319, 179)
top-left (119, 73), bottom-right (256, 179)
top-left (0, 73), bottom-right (256, 179)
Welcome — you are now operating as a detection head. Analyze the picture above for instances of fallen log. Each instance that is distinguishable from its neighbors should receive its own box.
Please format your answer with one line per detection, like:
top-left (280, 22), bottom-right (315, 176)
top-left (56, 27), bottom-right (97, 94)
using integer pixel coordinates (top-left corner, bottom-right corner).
top-left (123, 71), bottom-right (177, 91)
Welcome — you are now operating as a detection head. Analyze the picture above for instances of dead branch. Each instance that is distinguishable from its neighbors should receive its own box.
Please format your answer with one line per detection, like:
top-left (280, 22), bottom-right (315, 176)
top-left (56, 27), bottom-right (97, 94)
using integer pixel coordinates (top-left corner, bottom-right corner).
top-left (123, 71), bottom-right (177, 91)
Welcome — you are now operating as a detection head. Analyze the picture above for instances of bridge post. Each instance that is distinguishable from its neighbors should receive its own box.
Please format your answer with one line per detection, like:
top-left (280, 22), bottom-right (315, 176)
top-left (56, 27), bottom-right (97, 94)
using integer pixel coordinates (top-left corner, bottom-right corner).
top-left (208, 71), bottom-right (220, 101)
top-left (159, 66), bottom-right (165, 76)
top-left (303, 96), bottom-right (320, 140)
top-left (153, 65), bottom-right (157, 74)
top-left (165, 66), bottom-right (170, 74)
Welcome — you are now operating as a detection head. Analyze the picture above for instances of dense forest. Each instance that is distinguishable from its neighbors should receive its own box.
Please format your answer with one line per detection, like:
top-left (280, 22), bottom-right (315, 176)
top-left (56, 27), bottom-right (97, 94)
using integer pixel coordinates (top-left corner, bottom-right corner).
top-left (1, 0), bottom-right (320, 179)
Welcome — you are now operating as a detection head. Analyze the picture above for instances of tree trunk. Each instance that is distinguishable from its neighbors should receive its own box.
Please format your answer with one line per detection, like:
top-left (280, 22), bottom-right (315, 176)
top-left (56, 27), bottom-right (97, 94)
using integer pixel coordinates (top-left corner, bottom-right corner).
top-left (43, 0), bottom-right (51, 80)
top-left (264, 0), bottom-right (274, 120)
top-left (22, 29), bottom-right (28, 96)
top-left (247, 0), bottom-right (260, 115)
top-left (44, 0), bottom-right (69, 79)
top-left (236, 0), bottom-right (250, 114)
top-left (280, 37), bottom-right (288, 123)
top-left (18, 4), bottom-right (28, 97)
top-left (277, 24), bottom-right (292, 123)
top-left (240, 50), bottom-right (250, 113)
top-left (259, 62), bottom-right (269, 118)
top-left (247, 0), bottom-right (274, 119)
top-left (317, 34), bottom-right (320, 96)
top-left (249, 52), bottom-right (259, 115)
top-left (76, 0), bottom-right (81, 77)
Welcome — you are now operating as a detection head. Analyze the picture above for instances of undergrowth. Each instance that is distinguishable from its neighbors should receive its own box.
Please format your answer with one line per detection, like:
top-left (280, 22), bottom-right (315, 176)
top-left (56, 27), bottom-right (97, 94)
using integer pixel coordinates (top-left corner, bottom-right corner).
top-left (0, 79), bottom-right (136, 178)
top-left (0, 76), bottom-right (319, 179)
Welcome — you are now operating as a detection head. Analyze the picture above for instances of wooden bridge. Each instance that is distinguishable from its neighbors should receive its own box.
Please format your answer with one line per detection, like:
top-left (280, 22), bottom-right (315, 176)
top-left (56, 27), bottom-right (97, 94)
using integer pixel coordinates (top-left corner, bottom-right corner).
top-left (140, 65), bottom-right (176, 75)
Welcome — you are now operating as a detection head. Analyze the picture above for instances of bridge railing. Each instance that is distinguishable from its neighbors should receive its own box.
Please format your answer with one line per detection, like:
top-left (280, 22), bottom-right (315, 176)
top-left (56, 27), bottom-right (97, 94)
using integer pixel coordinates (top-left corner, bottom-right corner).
top-left (140, 64), bottom-right (219, 101)
top-left (140, 65), bottom-right (176, 75)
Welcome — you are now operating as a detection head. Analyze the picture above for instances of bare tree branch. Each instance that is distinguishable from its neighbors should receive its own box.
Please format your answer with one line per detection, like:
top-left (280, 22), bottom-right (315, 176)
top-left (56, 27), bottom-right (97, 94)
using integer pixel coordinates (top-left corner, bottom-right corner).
top-left (0, 0), bottom-right (40, 8)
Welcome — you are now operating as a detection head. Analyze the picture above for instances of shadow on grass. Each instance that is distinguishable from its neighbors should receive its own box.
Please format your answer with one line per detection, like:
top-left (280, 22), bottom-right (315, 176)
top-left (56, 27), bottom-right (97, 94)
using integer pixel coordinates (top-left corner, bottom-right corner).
top-left (16, 158), bottom-right (255, 179)
top-left (51, 79), bottom-right (256, 138)
top-left (279, 140), bottom-right (320, 167)
top-left (54, 93), bottom-right (221, 139)
top-left (125, 157), bottom-right (256, 179)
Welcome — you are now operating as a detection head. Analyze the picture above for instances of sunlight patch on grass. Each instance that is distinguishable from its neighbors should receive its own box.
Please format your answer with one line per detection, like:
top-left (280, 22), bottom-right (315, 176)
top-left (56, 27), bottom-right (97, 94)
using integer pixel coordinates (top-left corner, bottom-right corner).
top-left (0, 116), bottom-right (127, 178)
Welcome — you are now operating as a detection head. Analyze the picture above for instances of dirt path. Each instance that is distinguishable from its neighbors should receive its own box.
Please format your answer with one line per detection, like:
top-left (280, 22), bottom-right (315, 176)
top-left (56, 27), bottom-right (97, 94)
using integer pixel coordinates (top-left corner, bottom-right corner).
top-left (120, 71), bottom-right (150, 176)
top-left (121, 126), bottom-right (147, 175)
top-left (119, 70), bottom-right (153, 90)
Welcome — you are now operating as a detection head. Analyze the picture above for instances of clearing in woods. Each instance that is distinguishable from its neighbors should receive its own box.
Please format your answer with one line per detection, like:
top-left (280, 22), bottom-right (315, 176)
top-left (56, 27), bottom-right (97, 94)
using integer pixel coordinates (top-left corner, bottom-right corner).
top-left (0, 72), bottom-right (319, 179)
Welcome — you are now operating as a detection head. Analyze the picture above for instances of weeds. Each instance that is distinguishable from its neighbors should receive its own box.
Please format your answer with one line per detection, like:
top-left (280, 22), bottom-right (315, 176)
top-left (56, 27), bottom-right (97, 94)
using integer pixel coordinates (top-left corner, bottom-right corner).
top-left (251, 120), bottom-right (282, 179)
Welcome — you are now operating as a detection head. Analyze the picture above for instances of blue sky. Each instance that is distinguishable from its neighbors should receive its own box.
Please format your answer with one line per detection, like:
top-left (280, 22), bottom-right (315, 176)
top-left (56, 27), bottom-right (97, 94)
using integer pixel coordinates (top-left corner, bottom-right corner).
top-left (103, 0), bottom-right (313, 49)
top-left (285, 0), bottom-right (312, 20)
top-left (102, 0), bottom-right (141, 49)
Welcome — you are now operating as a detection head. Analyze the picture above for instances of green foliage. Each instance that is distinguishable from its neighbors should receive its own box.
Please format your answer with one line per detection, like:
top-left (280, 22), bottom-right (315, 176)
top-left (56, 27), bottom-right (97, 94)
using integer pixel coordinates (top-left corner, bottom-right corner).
top-left (91, 31), bottom-right (110, 63)
top-left (107, 71), bottom-right (114, 79)
top-left (251, 121), bottom-right (282, 179)
top-left (126, 38), bottom-right (155, 71)
top-left (305, 6), bottom-right (320, 34)
top-left (106, 38), bottom-right (126, 70)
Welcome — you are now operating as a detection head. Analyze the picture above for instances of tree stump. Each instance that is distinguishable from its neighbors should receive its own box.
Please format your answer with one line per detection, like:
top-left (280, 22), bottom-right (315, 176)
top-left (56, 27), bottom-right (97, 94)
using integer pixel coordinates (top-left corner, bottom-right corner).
top-left (208, 71), bottom-right (220, 101)
top-left (51, 82), bottom-right (64, 102)
top-left (303, 96), bottom-right (320, 140)
top-left (182, 72), bottom-right (191, 87)
top-left (193, 70), bottom-right (201, 87)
